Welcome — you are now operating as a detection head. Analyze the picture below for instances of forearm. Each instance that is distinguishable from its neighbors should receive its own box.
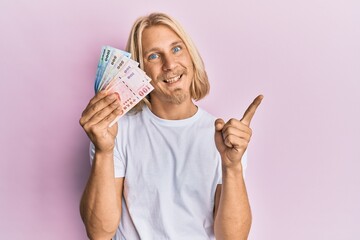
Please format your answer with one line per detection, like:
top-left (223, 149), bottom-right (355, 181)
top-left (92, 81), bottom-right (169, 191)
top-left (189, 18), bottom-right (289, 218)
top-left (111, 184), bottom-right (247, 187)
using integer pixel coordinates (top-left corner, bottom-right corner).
top-left (80, 151), bottom-right (121, 239)
top-left (214, 164), bottom-right (252, 240)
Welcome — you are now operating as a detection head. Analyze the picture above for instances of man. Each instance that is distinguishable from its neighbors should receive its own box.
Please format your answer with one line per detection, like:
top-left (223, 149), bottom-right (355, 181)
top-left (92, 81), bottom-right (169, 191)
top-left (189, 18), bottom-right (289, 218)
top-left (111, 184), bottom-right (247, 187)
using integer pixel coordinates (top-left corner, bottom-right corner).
top-left (79, 12), bottom-right (263, 240)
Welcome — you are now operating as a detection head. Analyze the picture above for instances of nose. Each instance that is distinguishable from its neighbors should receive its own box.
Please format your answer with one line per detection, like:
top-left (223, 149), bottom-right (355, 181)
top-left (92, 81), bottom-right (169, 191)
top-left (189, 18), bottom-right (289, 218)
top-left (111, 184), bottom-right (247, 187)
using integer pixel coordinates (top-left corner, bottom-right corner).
top-left (162, 54), bottom-right (176, 71)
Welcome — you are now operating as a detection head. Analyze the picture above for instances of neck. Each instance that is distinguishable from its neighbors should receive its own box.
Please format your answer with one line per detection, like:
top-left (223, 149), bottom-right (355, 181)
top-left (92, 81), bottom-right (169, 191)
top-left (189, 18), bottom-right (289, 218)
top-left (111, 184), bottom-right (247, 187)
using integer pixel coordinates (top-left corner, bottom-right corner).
top-left (149, 98), bottom-right (198, 120)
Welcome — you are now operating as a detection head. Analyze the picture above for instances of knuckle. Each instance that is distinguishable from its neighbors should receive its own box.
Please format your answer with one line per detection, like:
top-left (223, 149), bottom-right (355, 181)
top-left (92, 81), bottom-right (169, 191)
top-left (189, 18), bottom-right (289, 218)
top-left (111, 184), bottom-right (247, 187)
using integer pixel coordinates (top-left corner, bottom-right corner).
top-left (79, 117), bottom-right (85, 126)
top-left (87, 99), bottom-right (92, 106)
top-left (229, 118), bottom-right (237, 125)
top-left (88, 124), bottom-right (100, 135)
top-left (104, 114), bottom-right (113, 122)
top-left (225, 137), bottom-right (231, 146)
top-left (94, 109), bottom-right (104, 119)
top-left (88, 96), bottom-right (98, 106)
top-left (113, 108), bottom-right (121, 115)
top-left (87, 98), bottom-right (93, 106)
top-left (221, 129), bottom-right (228, 137)
top-left (106, 95), bottom-right (115, 103)
top-left (225, 126), bottom-right (234, 135)
top-left (93, 112), bottom-right (107, 124)
top-left (111, 101), bottom-right (120, 108)
top-left (226, 135), bottom-right (234, 143)
top-left (91, 104), bottom-right (99, 113)
top-left (83, 122), bottom-right (91, 132)
top-left (115, 108), bottom-right (123, 115)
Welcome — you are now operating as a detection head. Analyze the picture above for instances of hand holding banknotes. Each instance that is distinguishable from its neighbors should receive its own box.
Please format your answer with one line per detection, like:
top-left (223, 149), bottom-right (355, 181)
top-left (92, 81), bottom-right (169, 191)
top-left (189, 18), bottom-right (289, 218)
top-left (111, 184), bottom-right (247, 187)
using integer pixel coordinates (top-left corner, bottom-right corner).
top-left (79, 91), bottom-right (123, 154)
top-left (94, 46), bottom-right (153, 127)
top-left (79, 46), bottom-right (153, 153)
top-left (215, 95), bottom-right (263, 169)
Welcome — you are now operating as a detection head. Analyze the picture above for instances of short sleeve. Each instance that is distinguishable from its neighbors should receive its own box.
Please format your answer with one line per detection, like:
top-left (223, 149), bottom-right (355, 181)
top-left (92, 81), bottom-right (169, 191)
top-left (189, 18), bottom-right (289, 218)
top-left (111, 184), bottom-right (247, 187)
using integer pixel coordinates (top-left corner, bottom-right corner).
top-left (216, 152), bottom-right (222, 185)
top-left (241, 150), bottom-right (248, 178)
top-left (89, 140), bottom-right (126, 178)
top-left (113, 137), bottom-right (126, 178)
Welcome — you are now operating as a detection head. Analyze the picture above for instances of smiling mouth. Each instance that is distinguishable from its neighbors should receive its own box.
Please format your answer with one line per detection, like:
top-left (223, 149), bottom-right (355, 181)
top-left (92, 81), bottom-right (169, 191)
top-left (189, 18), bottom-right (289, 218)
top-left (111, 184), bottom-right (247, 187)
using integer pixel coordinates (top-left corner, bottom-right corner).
top-left (163, 75), bottom-right (182, 83)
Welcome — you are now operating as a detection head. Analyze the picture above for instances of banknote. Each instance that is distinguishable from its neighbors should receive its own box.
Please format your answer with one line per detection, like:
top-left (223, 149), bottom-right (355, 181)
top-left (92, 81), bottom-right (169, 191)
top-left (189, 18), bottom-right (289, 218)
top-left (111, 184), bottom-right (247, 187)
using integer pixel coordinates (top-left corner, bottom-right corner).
top-left (94, 46), bottom-right (154, 126)
top-left (95, 46), bottom-right (131, 92)
top-left (106, 74), bottom-right (154, 127)
top-left (99, 56), bottom-right (138, 91)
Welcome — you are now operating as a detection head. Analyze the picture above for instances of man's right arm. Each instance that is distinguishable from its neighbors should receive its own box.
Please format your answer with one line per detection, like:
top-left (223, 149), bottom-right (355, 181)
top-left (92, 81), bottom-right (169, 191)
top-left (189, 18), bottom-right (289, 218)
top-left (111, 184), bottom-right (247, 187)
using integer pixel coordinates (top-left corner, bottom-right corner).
top-left (79, 91), bottom-right (124, 239)
top-left (80, 153), bottom-right (124, 240)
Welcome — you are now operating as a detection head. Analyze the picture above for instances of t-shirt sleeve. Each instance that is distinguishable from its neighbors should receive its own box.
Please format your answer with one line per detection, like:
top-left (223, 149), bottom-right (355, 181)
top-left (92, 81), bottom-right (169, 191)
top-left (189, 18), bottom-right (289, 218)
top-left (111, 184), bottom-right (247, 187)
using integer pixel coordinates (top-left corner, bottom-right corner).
top-left (241, 150), bottom-right (248, 178)
top-left (113, 137), bottom-right (126, 178)
top-left (216, 152), bottom-right (223, 185)
top-left (89, 140), bottom-right (126, 178)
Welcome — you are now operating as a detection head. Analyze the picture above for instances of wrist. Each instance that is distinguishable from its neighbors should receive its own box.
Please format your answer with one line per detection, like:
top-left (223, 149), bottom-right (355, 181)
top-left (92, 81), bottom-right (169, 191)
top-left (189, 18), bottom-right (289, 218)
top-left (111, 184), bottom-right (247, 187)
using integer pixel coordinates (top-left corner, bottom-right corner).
top-left (93, 150), bottom-right (115, 172)
top-left (94, 149), bottom-right (114, 159)
top-left (222, 163), bottom-right (244, 178)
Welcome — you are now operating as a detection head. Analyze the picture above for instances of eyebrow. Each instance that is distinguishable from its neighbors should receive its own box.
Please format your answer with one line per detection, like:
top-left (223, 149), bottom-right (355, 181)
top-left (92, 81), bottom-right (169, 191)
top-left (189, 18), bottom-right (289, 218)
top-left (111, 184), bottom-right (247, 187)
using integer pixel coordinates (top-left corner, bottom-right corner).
top-left (143, 41), bottom-right (184, 56)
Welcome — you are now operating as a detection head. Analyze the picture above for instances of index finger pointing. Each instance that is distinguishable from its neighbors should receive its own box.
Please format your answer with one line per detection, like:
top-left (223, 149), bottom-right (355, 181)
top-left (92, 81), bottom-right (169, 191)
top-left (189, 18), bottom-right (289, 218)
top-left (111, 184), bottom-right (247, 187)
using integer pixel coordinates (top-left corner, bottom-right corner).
top-left (240, 95), bottom-right (264, 126)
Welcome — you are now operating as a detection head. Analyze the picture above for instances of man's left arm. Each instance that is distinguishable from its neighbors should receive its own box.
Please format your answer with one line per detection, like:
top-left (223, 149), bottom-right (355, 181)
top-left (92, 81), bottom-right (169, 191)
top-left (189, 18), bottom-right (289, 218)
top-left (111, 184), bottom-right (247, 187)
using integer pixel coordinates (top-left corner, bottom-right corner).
top-left (213, 95), bottom-right (263, 240)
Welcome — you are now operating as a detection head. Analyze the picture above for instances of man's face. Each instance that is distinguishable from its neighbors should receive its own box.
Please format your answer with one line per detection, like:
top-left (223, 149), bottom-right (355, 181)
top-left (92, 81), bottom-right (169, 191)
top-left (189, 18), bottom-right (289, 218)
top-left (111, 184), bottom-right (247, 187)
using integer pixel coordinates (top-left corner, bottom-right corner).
top-left (141, 24), bottom-right (194, 105)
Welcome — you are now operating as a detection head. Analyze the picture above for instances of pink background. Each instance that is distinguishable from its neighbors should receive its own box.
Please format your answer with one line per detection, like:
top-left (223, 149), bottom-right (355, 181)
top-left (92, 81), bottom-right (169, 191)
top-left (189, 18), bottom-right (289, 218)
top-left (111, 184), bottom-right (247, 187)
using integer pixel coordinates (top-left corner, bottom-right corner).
top-left (1, 0), bottom-right (359, 239)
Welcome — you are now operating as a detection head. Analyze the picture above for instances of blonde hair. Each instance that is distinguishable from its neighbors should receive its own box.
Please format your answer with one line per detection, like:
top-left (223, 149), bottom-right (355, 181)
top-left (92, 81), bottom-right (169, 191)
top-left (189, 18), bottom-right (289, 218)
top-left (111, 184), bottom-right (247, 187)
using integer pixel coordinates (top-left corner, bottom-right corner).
top-left (125, 12), bottom-right (210, 112)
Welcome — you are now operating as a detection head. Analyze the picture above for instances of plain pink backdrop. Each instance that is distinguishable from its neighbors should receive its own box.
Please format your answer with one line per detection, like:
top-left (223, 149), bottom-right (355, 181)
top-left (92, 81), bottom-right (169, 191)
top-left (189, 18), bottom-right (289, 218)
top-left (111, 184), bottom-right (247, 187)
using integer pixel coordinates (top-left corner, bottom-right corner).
top-left (1, 0), bottom-right (359, 239)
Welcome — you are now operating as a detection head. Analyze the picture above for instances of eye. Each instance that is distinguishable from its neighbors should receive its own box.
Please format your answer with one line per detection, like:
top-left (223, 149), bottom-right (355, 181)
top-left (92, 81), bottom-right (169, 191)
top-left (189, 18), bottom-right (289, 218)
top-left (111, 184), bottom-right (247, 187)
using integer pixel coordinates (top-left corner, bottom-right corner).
top-left (148, 53), bottom-right (159, 60)
top-left (172, 46), bottom-right (181, 53)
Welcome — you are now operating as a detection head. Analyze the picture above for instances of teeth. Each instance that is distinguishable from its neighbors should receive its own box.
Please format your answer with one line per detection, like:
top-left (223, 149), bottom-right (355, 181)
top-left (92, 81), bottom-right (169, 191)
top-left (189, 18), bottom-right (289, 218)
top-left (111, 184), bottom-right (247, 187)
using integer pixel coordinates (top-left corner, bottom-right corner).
top-left (164, 75), bottom-right (181, 83)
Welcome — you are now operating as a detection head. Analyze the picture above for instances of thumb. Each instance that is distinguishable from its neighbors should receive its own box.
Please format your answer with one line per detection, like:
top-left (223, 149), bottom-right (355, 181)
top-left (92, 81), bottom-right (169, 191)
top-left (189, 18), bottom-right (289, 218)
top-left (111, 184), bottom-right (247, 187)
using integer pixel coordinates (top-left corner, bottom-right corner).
top-left (214, 118), bottom-right (226, 152)
top-left (215, 118), bottom-right (225, 132)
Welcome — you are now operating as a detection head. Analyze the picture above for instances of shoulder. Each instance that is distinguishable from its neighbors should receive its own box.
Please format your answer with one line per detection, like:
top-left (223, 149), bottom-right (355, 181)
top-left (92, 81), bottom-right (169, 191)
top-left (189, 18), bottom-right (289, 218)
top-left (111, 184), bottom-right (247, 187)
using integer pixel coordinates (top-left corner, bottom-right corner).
top-left (196, 107), bottom-right (217, 128)
top-left (115, 108), bottom-right (146, 140)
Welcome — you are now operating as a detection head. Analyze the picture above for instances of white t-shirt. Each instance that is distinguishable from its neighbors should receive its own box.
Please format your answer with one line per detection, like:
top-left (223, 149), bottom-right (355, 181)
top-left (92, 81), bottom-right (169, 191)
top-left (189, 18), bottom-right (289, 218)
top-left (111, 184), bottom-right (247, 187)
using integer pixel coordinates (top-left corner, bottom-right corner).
top-left (90, 105), bottom-right (247, 240)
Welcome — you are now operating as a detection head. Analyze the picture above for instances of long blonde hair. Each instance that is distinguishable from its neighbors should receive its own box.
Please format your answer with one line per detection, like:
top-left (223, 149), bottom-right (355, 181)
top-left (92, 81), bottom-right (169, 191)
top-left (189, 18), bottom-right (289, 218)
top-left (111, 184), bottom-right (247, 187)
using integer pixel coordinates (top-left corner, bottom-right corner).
top-left (126, 12), bottom-right (210, 112)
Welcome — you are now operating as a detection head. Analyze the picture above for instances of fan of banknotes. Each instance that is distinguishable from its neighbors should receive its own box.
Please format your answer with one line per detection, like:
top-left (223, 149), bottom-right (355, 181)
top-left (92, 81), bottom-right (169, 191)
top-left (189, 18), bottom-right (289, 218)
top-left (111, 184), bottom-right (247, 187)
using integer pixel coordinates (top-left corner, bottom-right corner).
top-left (94, 46), bottom-right (154, 126)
